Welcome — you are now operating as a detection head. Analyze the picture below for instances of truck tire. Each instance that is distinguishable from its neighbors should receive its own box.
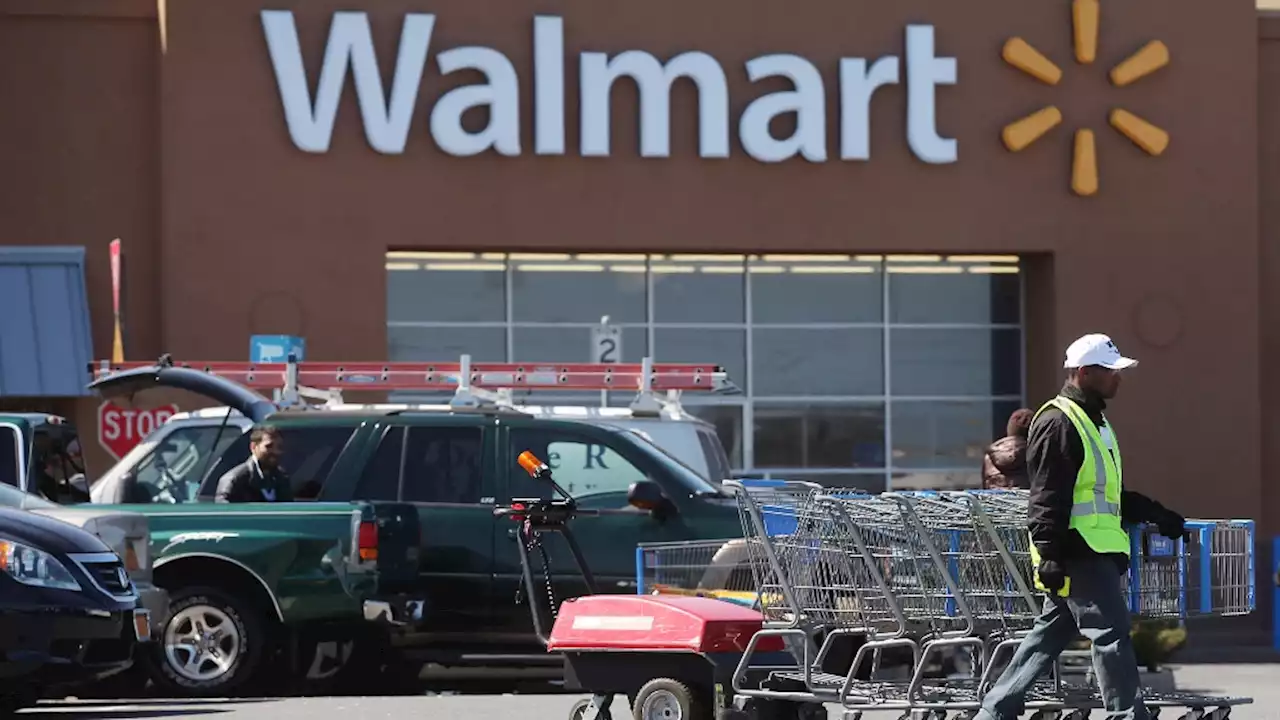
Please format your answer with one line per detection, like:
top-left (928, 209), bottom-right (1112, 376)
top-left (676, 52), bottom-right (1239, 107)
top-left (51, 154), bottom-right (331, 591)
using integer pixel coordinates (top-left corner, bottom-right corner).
top-left (143, 585), bottom-right (268, 697)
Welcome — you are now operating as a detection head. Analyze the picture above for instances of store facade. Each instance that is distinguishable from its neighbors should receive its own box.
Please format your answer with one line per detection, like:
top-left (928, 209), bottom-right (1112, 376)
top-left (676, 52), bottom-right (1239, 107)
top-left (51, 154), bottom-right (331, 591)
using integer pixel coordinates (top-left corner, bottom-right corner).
top-left (0, 0), bottom-right (1274, 546)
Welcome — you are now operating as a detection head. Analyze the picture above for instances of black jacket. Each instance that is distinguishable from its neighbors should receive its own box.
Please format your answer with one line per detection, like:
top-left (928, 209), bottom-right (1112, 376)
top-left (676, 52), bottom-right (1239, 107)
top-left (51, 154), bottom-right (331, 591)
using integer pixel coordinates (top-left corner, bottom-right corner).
top-left (1026, 383), bottom-right (1177, 568)
top-left (214, 458), bottom-right (293, 503)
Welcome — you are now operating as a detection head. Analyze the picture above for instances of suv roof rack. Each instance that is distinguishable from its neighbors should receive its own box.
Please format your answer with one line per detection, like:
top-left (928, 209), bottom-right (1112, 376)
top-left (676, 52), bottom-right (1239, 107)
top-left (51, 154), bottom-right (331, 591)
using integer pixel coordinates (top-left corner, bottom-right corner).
top-left (92, 355), bottom-right (739, 415)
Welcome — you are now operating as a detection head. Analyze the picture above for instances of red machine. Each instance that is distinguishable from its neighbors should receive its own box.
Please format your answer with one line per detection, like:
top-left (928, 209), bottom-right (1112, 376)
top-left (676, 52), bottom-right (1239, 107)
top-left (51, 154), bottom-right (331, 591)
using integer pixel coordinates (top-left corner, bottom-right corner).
top-left (500, 453), bottom-right (814, 720)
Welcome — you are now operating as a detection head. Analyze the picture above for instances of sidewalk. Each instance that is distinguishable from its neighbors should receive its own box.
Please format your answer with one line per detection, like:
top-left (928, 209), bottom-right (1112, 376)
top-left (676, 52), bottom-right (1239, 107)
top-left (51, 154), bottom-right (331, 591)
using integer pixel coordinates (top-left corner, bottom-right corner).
top-left (1165, 663), bottom-right (1280, 718)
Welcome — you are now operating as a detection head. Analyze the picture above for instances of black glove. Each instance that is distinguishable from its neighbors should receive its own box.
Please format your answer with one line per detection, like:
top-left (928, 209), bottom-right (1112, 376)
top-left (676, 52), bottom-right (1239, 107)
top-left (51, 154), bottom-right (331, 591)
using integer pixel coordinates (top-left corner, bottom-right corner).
top-left (1156, 510), bottom-right (1187, 540)
top-left (1036, 559), bottom-right (1067, 592)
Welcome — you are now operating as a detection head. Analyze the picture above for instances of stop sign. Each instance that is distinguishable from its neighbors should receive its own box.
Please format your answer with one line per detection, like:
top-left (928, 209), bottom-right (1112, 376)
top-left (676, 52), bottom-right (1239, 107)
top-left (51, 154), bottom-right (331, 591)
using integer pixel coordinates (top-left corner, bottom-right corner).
top-left (98, 401), bottom-right (179, 461)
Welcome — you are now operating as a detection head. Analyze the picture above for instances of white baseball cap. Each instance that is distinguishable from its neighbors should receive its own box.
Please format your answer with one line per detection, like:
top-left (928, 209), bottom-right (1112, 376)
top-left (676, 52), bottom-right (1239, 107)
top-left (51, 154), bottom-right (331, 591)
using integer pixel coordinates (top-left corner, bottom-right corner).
top-left (1063, 333), bottom-right (1138, 370)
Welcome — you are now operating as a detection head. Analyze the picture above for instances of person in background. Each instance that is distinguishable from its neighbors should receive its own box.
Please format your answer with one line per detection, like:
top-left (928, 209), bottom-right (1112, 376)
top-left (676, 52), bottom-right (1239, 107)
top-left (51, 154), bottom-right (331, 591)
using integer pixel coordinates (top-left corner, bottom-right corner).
top-left (981, 408), bottom-right (1034, 489)
top-left (215, 425), bottom-right (292, 503)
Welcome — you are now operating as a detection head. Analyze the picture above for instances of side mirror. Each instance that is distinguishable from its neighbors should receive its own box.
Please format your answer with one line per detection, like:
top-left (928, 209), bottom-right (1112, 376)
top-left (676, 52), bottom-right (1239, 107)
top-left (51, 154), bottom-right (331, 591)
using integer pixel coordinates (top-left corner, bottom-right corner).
top-left (627, 480), bottom-right (674, 519)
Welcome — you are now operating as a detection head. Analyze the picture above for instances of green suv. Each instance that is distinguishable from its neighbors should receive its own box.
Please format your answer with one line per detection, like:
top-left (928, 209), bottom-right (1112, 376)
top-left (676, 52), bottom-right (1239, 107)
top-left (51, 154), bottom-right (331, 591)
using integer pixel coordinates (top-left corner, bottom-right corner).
top-left (88, 361), bottom-right (744, 683)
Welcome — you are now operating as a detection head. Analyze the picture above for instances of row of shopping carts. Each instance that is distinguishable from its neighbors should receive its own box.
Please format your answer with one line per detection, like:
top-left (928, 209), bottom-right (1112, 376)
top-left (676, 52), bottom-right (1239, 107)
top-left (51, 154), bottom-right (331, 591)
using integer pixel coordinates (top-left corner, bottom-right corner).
top-left (636, 480), bottom-right (1256, 719)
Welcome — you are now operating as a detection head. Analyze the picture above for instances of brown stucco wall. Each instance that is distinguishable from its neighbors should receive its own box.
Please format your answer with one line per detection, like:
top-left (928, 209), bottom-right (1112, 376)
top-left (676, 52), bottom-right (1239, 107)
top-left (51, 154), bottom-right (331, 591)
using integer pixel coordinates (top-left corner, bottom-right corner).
top-left (157, 0), bottom-right (1261, 519)
top-left (0, 0), bottom-right (1273, 595)
top-left (0, 0), bottom-right (161, 477)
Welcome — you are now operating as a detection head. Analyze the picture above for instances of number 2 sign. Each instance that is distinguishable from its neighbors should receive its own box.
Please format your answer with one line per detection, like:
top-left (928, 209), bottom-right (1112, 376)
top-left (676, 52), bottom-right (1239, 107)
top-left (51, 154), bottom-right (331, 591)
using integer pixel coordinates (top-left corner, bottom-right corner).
top-left (590, 325), bottom-right (622, 364)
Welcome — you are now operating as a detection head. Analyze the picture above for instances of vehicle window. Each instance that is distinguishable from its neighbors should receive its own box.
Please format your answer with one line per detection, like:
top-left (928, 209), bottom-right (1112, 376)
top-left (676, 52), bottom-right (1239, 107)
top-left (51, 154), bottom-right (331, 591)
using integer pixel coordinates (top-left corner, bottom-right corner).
top-left (0, 426), bottom-right (18, 487)
top-left (696, 428), bottom-right (732, 483)
top-left (354, 426), bottom-right (403, 502)
top-left (277, 427), bottom-right (357, 500)
top-left (509, 428), bottom-right (646, 501)
top-left (617, 429), bottom-right (723, 496)
top-left (198, 425), bottom-right (356, 500)
top-left (401, 427), bottom-right (483, 504)
top-left (132, 426), bottom-right (246, 504)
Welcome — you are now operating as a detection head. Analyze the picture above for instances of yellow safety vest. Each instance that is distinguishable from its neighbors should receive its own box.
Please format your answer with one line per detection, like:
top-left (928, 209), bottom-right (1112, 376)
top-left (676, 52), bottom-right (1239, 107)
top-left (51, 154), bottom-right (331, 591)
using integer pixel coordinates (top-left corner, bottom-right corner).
top-left (1028, 395), bottom-right (1129, 594)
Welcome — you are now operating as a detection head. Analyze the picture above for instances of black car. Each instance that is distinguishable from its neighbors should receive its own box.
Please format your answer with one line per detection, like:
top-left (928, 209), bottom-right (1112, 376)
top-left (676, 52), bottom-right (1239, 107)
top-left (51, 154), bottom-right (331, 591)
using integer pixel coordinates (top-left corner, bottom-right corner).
top-left (0, 506), bottom-right (149, 712)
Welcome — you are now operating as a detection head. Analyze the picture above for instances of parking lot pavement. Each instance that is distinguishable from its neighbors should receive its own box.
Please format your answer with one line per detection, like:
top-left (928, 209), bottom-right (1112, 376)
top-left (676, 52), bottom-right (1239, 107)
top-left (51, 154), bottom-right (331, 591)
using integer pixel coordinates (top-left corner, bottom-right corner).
top-left (21, 666), bottom-right (1280, 720)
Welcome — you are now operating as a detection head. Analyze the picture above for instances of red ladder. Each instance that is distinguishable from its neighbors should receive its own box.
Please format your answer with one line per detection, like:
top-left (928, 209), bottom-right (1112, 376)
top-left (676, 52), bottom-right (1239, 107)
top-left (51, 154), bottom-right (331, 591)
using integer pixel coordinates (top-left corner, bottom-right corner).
top-left (91, 358), bottom-right (729, 393)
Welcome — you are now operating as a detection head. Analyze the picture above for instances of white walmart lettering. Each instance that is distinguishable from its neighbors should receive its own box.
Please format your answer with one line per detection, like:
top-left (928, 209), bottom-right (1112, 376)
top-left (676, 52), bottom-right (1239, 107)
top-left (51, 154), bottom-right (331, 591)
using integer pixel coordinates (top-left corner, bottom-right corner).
top-left (261, 12), bottom-right (958, 164)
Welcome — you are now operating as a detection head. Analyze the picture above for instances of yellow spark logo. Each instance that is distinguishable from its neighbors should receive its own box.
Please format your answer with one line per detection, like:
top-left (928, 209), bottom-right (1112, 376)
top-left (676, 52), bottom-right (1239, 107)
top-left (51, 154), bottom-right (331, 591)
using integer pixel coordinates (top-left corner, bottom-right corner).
top-left (1001, 0), bottom-right (1170, 197)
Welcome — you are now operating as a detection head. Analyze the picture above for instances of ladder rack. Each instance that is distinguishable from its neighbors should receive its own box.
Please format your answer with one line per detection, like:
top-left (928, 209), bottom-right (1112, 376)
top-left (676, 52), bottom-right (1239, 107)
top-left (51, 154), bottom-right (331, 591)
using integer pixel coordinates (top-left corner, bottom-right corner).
top-left (91, 354), bottom-right (736, 413)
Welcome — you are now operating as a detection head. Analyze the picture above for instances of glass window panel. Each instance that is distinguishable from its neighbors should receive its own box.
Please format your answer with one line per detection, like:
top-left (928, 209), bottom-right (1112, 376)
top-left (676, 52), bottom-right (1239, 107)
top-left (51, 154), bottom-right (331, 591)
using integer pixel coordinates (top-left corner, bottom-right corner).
top-left (989, 399), bottom-right (1028, 441)
top-left (749, 257), bottom-right (882, 323)
top-left (389, 326), bottom-right (507, 362)
top-left (753, 402), bottom-right (885, 469)
top-left (888, 259), bottom-right (1021, 325)
top-left (131, 426), bottom-right (244, 504)
top-left (889, 328), bottom-right (1022, 397)
top-left (654, 328), bottom-right (747, 395)
top-left (652, 256), bottom-right (745, 324)
top-left (401, 426), bottom-right (485, 504)
top-left (356, 427), bottom-right (403, 501)
top-left (387, 256), bottom-right (506, 323)
top-left (0, 427), bottom-right (17, 486)
top-left (683, 403), bottom-right (744, 469)
top-left (753, 328), bottom-right (883, 397)
top-left (890, 470), bottom-right (982, 491)
top-left (512, 326), bottom-right (648, 364)
top-left (891, 400), bottom-right (1017, 470)
top-left (508, 427), bottom-right (648, 502)
top-left (511, 255), bottom-right (647, 323)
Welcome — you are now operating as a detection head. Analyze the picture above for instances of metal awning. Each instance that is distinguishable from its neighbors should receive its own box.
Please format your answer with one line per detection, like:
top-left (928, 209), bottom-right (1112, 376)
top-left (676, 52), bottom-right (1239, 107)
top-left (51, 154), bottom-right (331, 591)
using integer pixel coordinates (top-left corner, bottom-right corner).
top-left (0, 247), bottom-right (94, 397)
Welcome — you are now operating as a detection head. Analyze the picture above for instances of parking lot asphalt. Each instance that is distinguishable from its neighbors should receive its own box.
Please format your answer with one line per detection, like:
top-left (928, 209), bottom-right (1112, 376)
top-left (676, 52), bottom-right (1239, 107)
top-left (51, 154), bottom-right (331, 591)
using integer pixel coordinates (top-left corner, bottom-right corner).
top-left (21, 664), bottom-right (1279, 720)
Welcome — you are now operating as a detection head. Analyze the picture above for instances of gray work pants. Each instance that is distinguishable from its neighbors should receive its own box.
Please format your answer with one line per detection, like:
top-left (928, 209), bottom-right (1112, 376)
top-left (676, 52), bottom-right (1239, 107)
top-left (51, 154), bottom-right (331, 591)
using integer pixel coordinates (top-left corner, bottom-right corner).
top-left (975, 556), bottom-right (1148, 720)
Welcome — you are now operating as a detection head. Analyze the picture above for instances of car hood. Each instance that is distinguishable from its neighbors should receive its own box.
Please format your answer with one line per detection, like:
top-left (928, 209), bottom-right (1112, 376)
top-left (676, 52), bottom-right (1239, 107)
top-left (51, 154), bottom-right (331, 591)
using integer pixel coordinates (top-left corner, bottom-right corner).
top-left (88, 363), bottom-right (276, 422)
top-left (0, 506), bottom-right (114, 555)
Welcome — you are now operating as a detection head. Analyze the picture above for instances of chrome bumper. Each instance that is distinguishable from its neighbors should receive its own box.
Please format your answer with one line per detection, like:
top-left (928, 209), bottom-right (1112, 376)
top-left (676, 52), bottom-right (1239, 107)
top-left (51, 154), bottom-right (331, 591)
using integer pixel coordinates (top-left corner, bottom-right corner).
top-left (362, 598), bottom-right (425, 626)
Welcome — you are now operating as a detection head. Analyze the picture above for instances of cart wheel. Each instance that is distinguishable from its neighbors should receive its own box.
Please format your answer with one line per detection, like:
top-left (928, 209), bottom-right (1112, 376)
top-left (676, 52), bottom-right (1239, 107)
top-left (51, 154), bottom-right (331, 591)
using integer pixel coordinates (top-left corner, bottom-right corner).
top-left (950, 713), bottom-right (978, 720)
top-left (572, 698), bottom-right (615, 720)
top-left (1208, 708), bottom-right (1231, 720)
top-left (1176, 711), bottom-right (1205, 720)
top-left (1029, 712), bottom-right (1061, 720)
top-left (632, 678), bottom-right (702, 720)
top-left (1064, 710), bottom-right (1090, 720)
top-left (795, 703), bottom-right (825, 720)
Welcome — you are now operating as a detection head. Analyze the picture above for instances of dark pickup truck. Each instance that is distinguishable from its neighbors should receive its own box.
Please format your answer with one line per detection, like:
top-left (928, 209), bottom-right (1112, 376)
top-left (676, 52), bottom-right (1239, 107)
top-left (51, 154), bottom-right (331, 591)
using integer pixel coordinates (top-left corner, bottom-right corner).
top-left (88, 361), bottom-right (745, 683)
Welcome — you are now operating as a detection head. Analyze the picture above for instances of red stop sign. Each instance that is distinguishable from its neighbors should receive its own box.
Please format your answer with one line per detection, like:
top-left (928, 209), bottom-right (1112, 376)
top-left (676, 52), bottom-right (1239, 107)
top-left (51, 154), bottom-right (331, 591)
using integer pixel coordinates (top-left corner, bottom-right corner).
top-left (98, 401), bottom-right (180, 461)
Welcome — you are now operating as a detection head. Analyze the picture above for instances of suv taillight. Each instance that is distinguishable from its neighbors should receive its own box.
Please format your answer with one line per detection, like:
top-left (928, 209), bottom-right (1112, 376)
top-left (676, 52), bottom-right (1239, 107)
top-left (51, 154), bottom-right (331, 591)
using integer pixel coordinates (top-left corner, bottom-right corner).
top-left (357, 520), bottom-right (378, 562)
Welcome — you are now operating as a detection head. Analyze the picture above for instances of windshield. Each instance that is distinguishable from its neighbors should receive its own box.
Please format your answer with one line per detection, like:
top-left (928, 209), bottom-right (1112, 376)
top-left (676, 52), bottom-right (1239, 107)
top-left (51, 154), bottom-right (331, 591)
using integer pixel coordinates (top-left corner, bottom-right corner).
top-left (619, 428), bottom-right (724, 496)
top-left (0, 481), bottom-right (57, 510)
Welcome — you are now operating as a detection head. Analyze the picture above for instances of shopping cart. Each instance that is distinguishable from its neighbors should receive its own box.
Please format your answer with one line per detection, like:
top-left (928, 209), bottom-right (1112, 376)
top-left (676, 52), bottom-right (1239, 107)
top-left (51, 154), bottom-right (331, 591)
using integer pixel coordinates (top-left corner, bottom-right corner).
top-left (698, 480), bottom-right (1256, 720)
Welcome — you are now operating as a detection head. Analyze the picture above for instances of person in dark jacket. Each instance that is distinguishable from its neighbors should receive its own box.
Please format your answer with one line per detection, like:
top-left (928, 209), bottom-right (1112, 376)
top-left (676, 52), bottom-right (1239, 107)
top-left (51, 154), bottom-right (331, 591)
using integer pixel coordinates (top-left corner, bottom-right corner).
top-left (215, 425), bottom-right (292, 503)
top-left (982, 408), bottom-right (1033, 489)
top-left (975, 334), bottom-right (1186, 720)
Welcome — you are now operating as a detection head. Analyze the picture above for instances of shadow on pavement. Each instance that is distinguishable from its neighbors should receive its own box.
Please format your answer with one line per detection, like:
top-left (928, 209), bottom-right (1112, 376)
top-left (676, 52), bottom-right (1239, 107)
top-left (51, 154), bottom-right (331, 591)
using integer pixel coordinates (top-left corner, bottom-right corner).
top-left (23, 709), bottom-right (230, 718)
top-left (45, 699), bottom-right (274, 707)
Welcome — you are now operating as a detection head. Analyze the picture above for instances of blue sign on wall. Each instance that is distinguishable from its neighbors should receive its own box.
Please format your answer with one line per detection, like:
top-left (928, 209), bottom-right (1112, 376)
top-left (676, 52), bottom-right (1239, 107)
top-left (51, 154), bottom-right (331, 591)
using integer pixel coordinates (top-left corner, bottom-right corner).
top-left (250, 335), bottom-right (306, 363)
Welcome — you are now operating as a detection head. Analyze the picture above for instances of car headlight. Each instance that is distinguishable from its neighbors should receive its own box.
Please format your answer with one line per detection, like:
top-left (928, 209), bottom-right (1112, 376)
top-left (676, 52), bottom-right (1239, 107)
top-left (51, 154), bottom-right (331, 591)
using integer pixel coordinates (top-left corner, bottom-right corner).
top-left (0, 538), bottom-right (82, 591)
